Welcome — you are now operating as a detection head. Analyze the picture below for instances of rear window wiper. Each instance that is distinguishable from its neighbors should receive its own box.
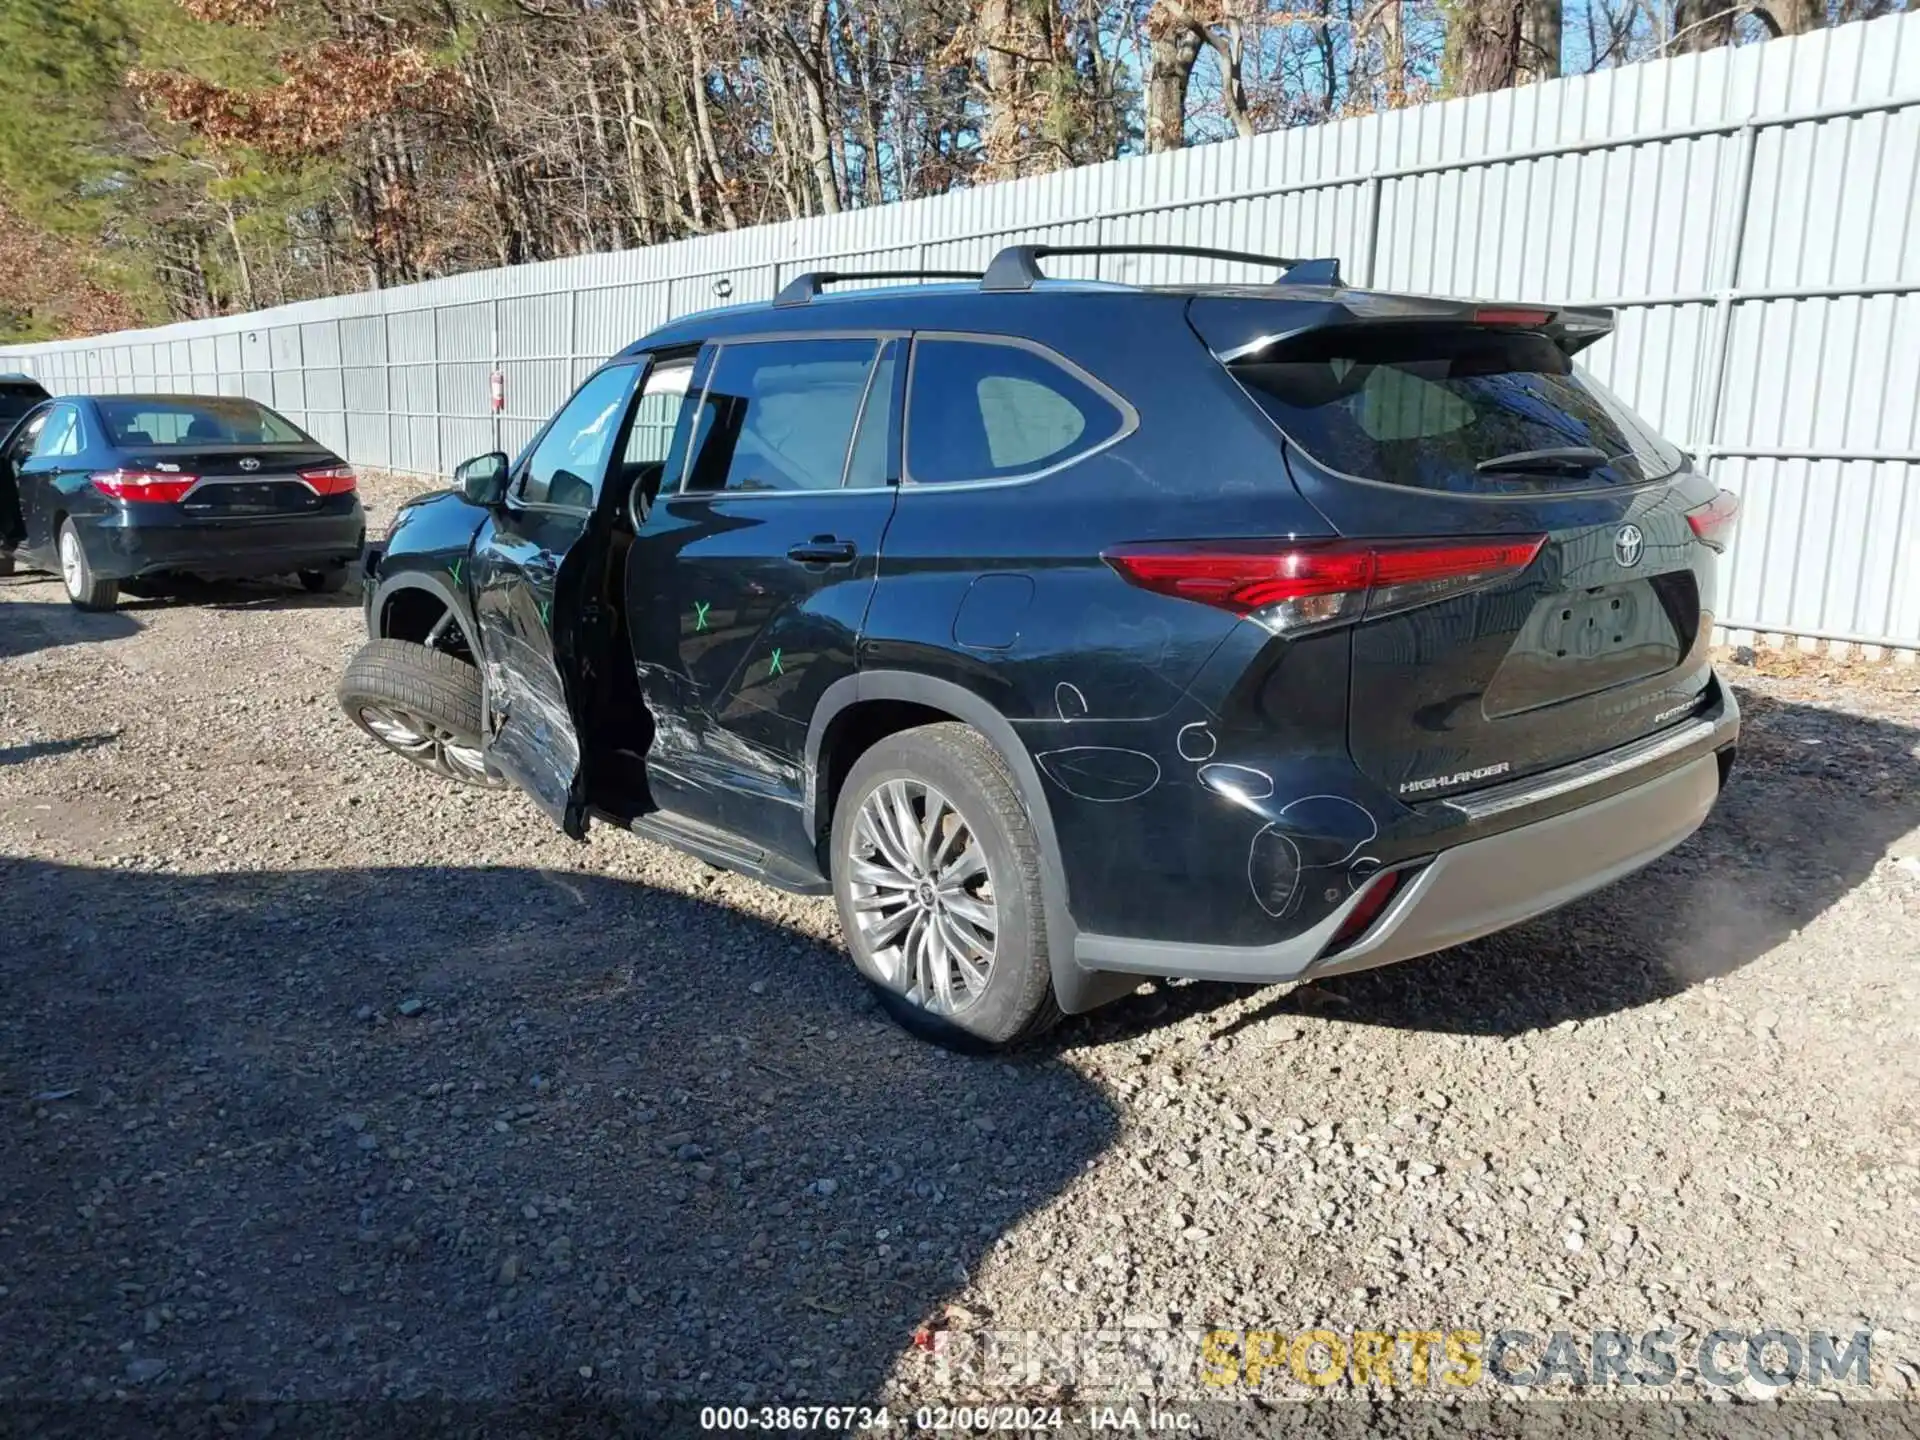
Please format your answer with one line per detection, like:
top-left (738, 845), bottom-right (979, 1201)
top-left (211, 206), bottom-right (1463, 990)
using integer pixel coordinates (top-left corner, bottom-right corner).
top-left (1475, 445), bottom-right (1610, 475)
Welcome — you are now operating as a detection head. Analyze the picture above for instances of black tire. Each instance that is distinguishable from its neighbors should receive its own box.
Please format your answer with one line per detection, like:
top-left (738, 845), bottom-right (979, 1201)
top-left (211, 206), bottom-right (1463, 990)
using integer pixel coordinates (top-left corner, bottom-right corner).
top-left (58, 519), bottom-right (118, 612)
top-left (301, 567), bottom-right (351, 595)
top-left (338, 637), bottom-right (506, 789)
top-left (831, 722), bottom-right (1062, 1051)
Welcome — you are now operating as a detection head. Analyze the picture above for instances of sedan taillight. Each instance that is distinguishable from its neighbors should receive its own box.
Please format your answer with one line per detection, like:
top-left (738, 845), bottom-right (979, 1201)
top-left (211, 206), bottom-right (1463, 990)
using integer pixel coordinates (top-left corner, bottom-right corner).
top-left (301, 465), bottom-right (358, 496)
top-left (91, 470), bottom-right (196, 503)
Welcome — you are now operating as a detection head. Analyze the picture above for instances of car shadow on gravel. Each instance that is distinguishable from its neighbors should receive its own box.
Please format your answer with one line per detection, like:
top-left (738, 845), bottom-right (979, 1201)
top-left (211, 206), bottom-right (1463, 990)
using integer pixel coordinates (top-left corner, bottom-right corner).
top-left (0, 733), bottom-right (118, 768)
top-left (0, 857), bottom-right (1117, 1414)
top-left (115, 575), bottom-right (362, 613)
top-left (0, 598), bottom-right (142, 659)
top-left (1083, 690), bottom-right (1920, 1043)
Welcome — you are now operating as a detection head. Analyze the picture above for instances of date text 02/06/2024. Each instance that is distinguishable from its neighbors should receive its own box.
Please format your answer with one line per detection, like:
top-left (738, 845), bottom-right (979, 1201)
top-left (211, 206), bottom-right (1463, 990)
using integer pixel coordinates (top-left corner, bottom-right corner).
top-left (698, 1404), bottom-right (1198, 1432)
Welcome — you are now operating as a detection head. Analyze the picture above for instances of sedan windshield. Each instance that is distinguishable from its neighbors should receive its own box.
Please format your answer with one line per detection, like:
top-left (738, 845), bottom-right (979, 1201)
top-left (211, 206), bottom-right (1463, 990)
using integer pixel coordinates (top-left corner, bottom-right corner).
top-left (97, 397), bottom-right (311, 448)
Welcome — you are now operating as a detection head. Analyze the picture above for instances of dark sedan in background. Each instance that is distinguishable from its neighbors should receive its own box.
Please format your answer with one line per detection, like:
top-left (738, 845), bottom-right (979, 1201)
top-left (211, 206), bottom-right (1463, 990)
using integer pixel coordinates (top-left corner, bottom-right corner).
top-left (0, 393), bottom-right (364, 610)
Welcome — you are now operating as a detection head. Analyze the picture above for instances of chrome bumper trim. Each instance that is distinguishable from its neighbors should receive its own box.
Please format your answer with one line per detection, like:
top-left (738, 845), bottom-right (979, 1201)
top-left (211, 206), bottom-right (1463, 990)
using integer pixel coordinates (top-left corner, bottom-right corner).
top-left (1442, 714), bottom-right (1724, 822)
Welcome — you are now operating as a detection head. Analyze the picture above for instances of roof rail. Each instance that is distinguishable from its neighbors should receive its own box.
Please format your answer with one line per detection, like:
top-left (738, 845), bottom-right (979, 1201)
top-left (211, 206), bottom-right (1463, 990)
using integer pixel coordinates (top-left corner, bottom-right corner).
top-left (981, 243), bottom-right (1343, 292)
top-left (773, 269), bottom-right (985, 308)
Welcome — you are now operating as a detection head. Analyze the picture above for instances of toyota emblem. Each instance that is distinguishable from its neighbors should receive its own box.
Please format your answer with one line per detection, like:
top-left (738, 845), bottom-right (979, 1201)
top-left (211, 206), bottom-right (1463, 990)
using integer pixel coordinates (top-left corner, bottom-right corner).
top-left (1614, 523), bottom-right (1644, 568)
top-left (239, 457), bottom-right (261, 472)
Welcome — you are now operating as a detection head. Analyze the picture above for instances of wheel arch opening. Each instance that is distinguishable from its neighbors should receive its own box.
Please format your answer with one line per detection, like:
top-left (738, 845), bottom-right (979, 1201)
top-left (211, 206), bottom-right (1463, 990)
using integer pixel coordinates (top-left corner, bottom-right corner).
top-left (380, 585), bottom-right (450, 644)
top-left (815, 698), bottom-right (956, 863)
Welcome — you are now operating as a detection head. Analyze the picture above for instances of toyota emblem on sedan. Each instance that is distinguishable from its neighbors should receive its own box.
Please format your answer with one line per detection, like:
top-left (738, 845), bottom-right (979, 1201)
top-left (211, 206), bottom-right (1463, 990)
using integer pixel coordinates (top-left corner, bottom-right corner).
top-left (1614, 523), bottom-right (1644, 568)
top-left (239, 457), bottom-right (261, 472)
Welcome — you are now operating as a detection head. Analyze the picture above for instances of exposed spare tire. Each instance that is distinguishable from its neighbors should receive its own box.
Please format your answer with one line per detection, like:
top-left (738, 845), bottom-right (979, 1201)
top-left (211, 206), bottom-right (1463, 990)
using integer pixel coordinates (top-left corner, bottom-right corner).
top-left (339, 638), bottom-right (507, 789)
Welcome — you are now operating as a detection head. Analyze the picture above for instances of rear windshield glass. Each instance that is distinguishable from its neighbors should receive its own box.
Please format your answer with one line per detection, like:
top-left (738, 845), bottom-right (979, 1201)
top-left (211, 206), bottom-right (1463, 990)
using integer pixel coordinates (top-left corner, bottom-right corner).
top-left (1230, 326), bottom-right (1684, 493)
top-left (0, 382), bottom-right (49, 427)
top-left (97, 397), bottom-right (310, 448)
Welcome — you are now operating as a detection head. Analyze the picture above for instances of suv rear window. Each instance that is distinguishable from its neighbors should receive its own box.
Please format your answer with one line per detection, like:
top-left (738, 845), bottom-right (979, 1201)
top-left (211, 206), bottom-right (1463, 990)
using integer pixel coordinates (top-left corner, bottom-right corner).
top-left (0, 381), bottom-right (49, 428)
top-left (1229, 326), bottom-right (1684, 494)
top-left (96, 397), bottom-right (309, 448)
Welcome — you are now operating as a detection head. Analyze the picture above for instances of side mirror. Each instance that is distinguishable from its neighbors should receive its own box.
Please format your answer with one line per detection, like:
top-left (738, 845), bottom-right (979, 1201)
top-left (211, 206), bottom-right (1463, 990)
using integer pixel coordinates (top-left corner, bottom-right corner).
top-left (455, 452), bottom-right (510, 507)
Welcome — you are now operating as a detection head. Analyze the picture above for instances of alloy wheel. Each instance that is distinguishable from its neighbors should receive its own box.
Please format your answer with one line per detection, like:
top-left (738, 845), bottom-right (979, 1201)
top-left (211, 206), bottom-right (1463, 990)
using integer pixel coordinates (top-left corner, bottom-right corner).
top-left (358, 703), bottom-right (493, 786)
top-left (58, 530), bottom-right (83, 598)
top-left (847, 778), bottom-right (998, 1015)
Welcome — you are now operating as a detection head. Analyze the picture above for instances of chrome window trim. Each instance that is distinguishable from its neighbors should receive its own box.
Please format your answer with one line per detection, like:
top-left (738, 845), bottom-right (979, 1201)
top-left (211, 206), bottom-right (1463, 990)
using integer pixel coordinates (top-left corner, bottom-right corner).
top-left (898, 331), bottom-right (1139, 492)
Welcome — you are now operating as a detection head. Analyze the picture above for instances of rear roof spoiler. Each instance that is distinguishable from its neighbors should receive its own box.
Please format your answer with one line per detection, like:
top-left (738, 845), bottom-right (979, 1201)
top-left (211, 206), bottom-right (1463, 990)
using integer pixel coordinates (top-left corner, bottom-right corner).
top-left (1200, 293), bottom-right (1617, 363)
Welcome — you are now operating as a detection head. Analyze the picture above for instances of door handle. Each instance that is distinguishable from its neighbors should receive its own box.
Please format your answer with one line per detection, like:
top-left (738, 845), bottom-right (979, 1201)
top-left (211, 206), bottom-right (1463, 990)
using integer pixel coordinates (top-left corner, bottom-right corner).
top-left (787, 537), bottom-right (857, 566)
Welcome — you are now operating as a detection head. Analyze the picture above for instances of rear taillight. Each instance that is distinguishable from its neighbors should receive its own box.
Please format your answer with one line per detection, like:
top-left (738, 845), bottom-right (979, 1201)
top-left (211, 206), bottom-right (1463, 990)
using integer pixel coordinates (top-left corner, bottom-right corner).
top-left (1103, 536), bottom-right (1544, 635)
top-left (301, 465), bottom-right (358, 496)
top-left (90, 470), bottom-right (196, 503)
top-left (1686, 489), bottom-right (1740, 550)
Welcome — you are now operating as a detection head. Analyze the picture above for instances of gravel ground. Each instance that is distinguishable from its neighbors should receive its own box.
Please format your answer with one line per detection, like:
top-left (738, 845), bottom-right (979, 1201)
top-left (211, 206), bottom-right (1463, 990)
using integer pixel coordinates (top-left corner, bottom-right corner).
top-left (2, 470), bottom-right (1917, 1433)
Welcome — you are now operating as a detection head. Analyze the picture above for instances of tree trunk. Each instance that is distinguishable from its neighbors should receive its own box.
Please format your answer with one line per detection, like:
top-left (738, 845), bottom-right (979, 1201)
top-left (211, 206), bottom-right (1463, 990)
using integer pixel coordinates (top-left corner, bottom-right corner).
top-left (1520, 0), bottom-right (1563, 79)
top-left (687, 28), bottom-right (742, 229)
top-left (1382, 0), bottom-right (1407, 105)
top-left (978, 0), bottom-right (1024, 178)
top-left (220, 198), bottom-right (255, 312)
top-left (1672, 0), bottom-right (1737, 51)
top-left (1144, 5), bottom-right (1201, 153)
top-left (1757, 0), bottom-right (1824, 32)
top-left (1446, 0), bottom-right (1525, 94)
top-left (777, 1), bottom-right (842, 215)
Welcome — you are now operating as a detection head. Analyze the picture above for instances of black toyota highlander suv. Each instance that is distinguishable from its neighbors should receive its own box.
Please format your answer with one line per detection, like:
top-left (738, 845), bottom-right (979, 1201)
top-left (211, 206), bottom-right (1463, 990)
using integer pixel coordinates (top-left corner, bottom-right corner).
top-left (340, 243), bottom-right (1740, 1048)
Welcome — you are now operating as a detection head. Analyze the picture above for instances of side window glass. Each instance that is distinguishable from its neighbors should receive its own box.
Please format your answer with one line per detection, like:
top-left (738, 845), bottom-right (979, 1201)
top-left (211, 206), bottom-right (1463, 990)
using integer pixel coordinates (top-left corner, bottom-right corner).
top-left (682, 338), bottom-right (880, 494)
top-left (906, 338), bottom-right (1125, 485)
top-left (843, 340), bottom-right (899, 490)
top-left (624, 360), bottom-right (693, 467)
top-left (10, 409), bottom-right (50, 462)
top-left (518, 363), bottom-right (640, 509)
top-left (34, 407), bottom-right (80, 459)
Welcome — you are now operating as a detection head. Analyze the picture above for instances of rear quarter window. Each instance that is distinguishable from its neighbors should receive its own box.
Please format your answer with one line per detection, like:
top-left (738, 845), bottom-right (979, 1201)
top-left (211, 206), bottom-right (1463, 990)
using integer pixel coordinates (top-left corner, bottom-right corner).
top-left (906, 337), bottom-right (1128, 485)
top-left (1230, 326), bottom-right (1685, 493)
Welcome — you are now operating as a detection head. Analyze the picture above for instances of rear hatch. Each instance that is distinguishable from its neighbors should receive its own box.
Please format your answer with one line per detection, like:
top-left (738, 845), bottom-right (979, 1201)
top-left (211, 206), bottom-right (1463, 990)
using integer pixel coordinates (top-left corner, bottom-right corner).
top-left (1192, 295), bottom-right (1729, 800)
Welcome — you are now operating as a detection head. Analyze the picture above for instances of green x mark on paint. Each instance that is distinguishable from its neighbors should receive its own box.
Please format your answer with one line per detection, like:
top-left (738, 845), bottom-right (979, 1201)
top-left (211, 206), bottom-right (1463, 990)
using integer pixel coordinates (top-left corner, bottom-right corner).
top-left (539, 599), bottom-right (551, 627)
top-left (768, 648), bottom-right (783, 678)
top-left (449, 557), bottom-right (463, 586)
top-left (693, 600), bottom-right (711, 632)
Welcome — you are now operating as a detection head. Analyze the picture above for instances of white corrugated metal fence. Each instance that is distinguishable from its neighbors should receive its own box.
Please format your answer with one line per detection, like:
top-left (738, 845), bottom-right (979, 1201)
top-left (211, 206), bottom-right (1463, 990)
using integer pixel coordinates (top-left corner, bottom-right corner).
top-left (4, 15), bottom-right (1918, 648)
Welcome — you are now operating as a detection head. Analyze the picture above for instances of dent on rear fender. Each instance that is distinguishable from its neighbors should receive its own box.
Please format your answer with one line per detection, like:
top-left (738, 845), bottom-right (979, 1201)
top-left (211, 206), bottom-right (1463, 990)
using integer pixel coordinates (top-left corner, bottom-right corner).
top-left (1025, 687), bottom-right (1397, 947)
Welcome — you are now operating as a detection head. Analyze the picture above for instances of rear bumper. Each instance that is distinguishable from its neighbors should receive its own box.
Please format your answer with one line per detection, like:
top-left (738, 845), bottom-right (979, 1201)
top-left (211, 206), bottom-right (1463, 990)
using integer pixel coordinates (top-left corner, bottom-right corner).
top-left (1074, 701), bottom-right (1735, 986)
top-left (74, 506), bottom-right (365, 581)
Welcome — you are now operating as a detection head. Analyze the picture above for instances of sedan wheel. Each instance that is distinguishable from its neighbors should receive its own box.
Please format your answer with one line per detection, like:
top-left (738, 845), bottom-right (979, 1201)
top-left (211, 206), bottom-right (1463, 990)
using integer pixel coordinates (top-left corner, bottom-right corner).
top-left (58, 530), bottom-right (82, 594)
top-left (57, 519), bottom-right (119, 611)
